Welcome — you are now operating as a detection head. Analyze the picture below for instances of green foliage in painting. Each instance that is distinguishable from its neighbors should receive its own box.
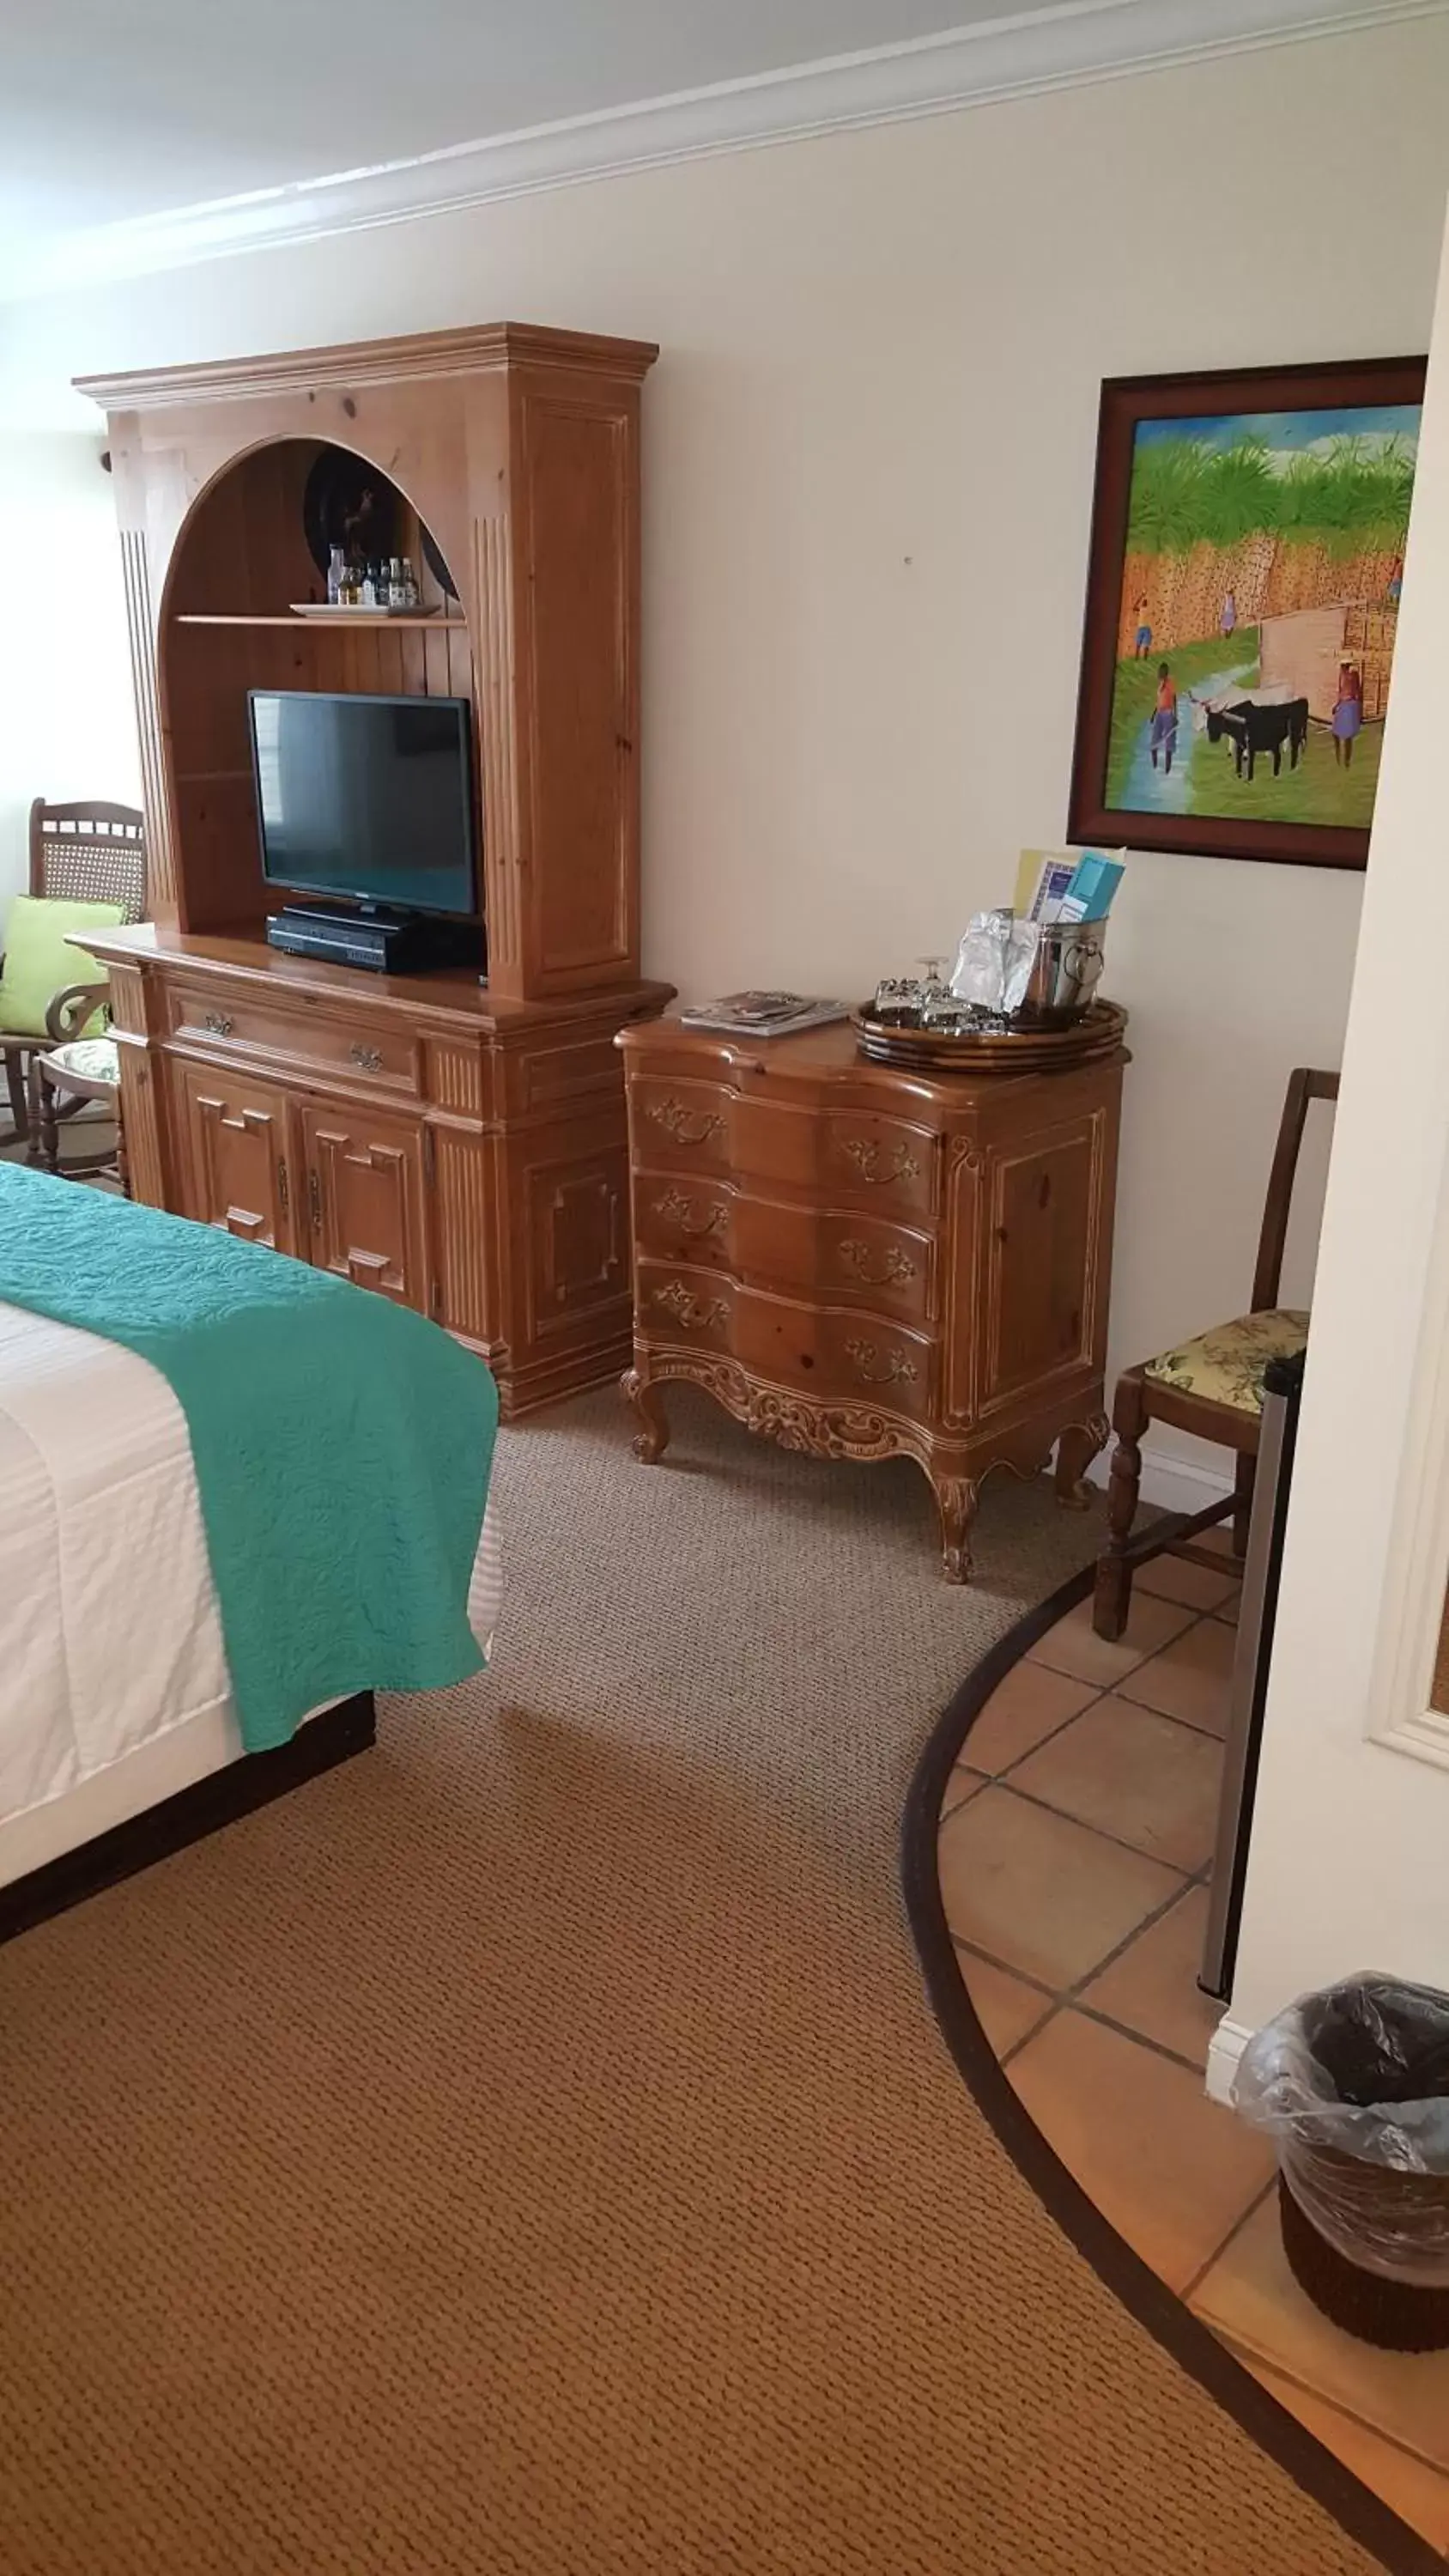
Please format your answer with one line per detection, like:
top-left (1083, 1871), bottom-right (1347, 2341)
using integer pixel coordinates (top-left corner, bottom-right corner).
top-left (1125, 433), bottom-right (1415, 561)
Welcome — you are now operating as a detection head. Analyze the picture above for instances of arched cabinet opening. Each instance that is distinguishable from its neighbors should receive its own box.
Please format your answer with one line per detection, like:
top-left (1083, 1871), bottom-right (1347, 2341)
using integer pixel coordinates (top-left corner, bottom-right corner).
top-left (161, 438), bottom-right (478, 941)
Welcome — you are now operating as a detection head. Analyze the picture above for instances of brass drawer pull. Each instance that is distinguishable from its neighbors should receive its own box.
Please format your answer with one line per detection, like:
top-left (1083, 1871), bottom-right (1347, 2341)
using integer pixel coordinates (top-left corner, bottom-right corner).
top-left (652, 1279), bottom-right (728, 1332)
top-left (645, 1096), bottom-right (724, 1148)
top-left (308, 1169), bottom-right (324, 1233)
top-left (652, 1185), bottom-right (727, 1239)
top-left (839, 1135), bottom-right (920, 1186)
top-left (838, 1237), bottom-right (916, 1287)
top-left (843, 1335), bottom-right (919, 1387)
top-left (349, 1042), bottom-right (385, 1072)
top-left (276, 1157), bottom-right (290, 1216)
top-left (202, 1010), bottom-right (233, 1037)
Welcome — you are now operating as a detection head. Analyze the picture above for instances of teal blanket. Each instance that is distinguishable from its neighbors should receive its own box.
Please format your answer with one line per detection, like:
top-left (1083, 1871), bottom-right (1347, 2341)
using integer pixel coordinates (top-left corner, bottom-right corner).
top-left (0, 1166), bottom-right (497, 1751)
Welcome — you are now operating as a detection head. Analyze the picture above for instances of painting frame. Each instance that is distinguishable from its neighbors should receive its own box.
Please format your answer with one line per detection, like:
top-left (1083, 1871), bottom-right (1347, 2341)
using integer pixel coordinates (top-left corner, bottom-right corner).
top-left (1067, 355), bottom-right (1426, 872)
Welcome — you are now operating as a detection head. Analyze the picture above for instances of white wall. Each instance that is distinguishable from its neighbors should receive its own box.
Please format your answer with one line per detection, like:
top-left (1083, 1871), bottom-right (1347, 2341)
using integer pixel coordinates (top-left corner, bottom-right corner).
top-left (0, 435), bottom-right (141, 890)
top-left (2, 19), bottom-right (1446, 1413)
top-left (1228, 193), bottom-right (1449, 2043)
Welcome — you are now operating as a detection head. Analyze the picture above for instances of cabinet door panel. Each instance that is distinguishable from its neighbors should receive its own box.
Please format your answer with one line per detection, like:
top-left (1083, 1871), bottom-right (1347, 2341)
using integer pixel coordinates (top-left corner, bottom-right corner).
top-left (171, 1060), bottom-right (295, 1252)
top-left (298, 1103), bottom-right (428, 1309)
top-left (979, 1113), bottom-right (1104, 1414)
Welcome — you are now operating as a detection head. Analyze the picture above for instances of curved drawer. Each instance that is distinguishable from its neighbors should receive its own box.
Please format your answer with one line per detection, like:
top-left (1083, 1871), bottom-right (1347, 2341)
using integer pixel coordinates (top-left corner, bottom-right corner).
top-left (629, 1076), bottom-right (731, 1173)
top-left (731, 1099), bottom-right (938, 1218)
top-left (635, 1175), bottom-right (737, 1275)
top-left (731, 1289), bottom-right (935, 1423)
top-left (637, 1260), bottom-right (736, 1349)
top-left (166, 984), bottom-right (418, 1093)
top-left (732, 1197), bottom-right (933, 1322)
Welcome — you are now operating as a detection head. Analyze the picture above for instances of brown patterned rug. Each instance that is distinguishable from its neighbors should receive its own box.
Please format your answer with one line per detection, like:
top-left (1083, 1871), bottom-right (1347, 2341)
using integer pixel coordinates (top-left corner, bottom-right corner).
top-left (0, 1387), bottom-right (1400, 2572)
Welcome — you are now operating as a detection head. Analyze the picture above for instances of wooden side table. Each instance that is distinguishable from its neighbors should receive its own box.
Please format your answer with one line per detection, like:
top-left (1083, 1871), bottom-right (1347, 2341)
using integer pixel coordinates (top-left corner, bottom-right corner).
top-left (617, 1018), bottom-right (1127, 1580)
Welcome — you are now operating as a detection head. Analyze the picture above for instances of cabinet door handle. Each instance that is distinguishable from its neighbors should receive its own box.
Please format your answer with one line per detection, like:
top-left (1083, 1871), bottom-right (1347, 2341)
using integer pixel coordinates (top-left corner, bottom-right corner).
top-left (276, 1157), bottom-right (290, 1217)
top-left (308, 1169), bottom-right (323, 1233)
top-left (203, 1010), bottom-right (233, 1037)
top-left (349, 1042), bottom-right (384, 1072)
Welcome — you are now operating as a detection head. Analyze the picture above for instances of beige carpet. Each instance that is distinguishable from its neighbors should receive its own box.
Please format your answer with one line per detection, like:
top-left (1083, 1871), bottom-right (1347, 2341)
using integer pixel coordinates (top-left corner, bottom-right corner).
top-left (0, 1388), bottom-right (1385, 2574)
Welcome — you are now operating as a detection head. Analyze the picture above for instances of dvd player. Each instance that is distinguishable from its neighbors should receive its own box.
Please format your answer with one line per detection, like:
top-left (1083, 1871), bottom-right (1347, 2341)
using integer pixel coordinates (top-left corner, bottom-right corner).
top-left (265, 904), bottom-right (484, 976)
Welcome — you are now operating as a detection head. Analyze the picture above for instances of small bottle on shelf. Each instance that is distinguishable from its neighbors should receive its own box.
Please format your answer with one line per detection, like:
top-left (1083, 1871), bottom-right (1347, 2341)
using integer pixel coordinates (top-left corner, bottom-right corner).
top-left (400, 556), bottom-right (418, 608)
top-left (361, 561), bottom-right (379, 610)
top-left (387, 556), bottom-right (404, 609)
top-left (326, 544), bottom-right (346, 605)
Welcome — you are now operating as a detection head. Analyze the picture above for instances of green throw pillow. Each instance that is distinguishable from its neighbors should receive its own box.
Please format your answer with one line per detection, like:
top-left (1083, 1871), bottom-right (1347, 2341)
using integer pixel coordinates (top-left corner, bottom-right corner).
top-left (0, 895), bottom-right (127, 1038)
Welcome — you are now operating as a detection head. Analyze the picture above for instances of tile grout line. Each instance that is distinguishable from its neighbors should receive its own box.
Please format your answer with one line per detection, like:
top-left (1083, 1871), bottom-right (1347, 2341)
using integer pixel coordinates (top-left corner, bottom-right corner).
top-left (949, 1934), bottom-right (1062, 2006)
top-left (985, 1776), bottom-right (1207, 1878)
top-left (1069, 1995), bottom-right (1219, 2081)
top-left (1179, 2174), bottom-right (1279, 2304)
top-left (1212, 2337), bottom-right (1449, 2488)
top-left (948, 1674), bottom-right (1119, 1794)
top-left (1061, 1870), bottom-right (1201, 2000)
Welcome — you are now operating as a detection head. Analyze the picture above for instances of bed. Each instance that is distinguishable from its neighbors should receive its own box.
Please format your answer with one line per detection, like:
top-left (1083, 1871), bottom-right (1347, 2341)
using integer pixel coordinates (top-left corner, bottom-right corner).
top-left (0, 1295), bottom-right (502, 1923)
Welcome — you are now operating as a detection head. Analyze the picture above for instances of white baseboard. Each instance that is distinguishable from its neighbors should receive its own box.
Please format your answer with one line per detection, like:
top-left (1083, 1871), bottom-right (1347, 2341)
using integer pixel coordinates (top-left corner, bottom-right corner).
top-left (1204, 2014), bottom-right (1255, 2106)
top-left (1085, 1436), bottom-right (1234, 1519)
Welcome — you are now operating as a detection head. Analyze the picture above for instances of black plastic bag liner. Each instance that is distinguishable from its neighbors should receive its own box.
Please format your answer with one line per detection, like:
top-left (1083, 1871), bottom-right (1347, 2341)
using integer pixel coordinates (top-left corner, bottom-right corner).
top-left (1234, 1972), bottom-right (1449, 2283)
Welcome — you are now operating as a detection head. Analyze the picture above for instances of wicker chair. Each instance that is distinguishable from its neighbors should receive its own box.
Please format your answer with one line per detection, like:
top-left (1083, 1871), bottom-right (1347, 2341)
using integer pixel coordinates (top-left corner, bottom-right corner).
top-left (1, 799), bottom-right (147, 1147)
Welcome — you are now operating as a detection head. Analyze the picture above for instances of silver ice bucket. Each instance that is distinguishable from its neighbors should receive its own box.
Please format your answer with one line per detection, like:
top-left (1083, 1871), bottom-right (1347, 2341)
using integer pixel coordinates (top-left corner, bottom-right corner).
top-left (1016, 920), bottom-right (1107, 1029)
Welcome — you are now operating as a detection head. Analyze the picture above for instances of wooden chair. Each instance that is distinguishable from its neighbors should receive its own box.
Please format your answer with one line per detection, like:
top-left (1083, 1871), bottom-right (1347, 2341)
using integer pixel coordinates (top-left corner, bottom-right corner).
top-left (1092, 1066), bottom-right (1339, 1640)
top-left (1, 798), bottom-right (146, 1145)
top-left (34, 977), bottom-right (126, 1190)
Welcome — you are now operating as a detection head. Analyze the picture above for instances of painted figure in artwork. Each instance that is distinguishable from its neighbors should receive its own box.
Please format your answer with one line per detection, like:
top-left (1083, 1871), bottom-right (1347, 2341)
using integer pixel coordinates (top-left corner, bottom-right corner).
top-left (1332, 655), bottom-right (1363, 767)
top-left (1149, 663), bottom-right (1179, 773)
top-left (1106, 402), bottom-right (1420, 832)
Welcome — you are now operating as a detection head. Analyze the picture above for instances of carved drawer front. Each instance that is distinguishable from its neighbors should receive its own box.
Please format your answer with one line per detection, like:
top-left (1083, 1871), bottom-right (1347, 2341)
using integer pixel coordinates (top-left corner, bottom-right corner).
top-left (732, 1197), bottom-right (933, 1321)
top-left (636, 1258), bottom-right (737, 1349)
top-left (635, 1176), bottom-right (737, 1275)
top-left (166, 984), bottom-right (418, 1094)
top-left (731, 1289), bottom-right (934, 1422)
top-left (731, 1100), bottom-right (938, 1218)
top-left (628, 1077), bottom-right (731, 1175)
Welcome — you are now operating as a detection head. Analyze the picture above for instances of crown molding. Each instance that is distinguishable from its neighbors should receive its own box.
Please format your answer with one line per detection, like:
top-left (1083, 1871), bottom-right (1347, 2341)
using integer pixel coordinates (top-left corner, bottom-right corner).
top-left (76, 322), bottom-right (661, 411)
top-left (6, 0), bottom-right (1445, 303)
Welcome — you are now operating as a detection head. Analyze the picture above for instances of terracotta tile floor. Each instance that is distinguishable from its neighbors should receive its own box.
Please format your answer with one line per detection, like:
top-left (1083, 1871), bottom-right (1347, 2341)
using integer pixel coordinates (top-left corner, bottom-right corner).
top-left (939, 1555), bottom-right (1449, 2558)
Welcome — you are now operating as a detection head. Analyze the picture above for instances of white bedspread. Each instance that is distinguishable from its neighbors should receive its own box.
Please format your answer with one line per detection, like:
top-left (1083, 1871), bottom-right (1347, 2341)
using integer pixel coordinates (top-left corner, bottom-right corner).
top-left (0, 1297), bottom-right (502, 1835)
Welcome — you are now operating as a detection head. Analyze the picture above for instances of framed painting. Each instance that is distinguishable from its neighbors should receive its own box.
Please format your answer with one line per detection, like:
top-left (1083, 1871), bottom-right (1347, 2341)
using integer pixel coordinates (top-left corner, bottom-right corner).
top-left (1067, 356), bottom-right (1425, 870)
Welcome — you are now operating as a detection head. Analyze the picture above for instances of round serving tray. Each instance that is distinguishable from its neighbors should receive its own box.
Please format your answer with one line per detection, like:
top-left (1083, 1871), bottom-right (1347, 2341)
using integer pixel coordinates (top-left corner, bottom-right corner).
top-left (851, 997), bottom-right (1129, 1075)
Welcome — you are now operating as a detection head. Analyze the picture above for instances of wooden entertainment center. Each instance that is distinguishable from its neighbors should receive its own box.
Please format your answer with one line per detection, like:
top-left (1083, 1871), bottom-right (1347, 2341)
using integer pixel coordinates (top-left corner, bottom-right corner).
top-left (81, 323), bottom-right (671, 1415)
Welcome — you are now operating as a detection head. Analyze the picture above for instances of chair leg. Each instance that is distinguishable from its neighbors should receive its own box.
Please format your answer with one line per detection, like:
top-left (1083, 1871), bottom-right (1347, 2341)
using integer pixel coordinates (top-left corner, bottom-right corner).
top-left (37, 1067), bottom-right (60, 1176)
top-left (1094, 1373), bottom-right (1149, 1640)
top-left (3, 1048), bottom-right (27, 1145)
top-left (1233, 1454), bottom-right (1256, 1560)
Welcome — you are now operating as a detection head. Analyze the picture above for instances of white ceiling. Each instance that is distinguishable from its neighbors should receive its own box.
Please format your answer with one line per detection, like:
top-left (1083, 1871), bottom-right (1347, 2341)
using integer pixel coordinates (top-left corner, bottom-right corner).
top-left (2, 0), bottom-right (1430, 295)
top-left (1, 0), bottom-right (1027, 240)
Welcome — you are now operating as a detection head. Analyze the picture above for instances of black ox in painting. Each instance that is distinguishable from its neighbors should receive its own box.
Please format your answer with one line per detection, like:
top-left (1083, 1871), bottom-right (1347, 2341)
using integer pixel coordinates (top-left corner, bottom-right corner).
top-left (1203, 693), bottom-right (1311, 782)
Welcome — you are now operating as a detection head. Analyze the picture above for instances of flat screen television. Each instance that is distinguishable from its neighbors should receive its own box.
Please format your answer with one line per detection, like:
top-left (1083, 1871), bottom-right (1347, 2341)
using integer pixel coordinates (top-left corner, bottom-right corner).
top-left (247, 690), bottom-right (477, 916)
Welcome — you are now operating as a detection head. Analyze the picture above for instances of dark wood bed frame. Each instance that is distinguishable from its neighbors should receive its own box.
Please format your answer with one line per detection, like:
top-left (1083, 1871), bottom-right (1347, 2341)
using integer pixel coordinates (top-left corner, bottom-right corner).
top-left (0, 1692), bottom-right (375, 1945)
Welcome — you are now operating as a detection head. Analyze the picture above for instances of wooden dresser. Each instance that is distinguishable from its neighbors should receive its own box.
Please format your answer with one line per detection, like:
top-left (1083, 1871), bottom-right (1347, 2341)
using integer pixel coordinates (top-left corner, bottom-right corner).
top-left (617, 1019), bottom-right (1126, 1577)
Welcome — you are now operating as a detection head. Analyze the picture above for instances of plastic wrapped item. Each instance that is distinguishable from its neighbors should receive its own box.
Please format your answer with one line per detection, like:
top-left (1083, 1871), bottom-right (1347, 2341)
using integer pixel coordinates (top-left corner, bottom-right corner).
top-left (950, 910), bottom-right (1040, 1016)
top-left (1234, 1973), bottom-right (1449, 2284)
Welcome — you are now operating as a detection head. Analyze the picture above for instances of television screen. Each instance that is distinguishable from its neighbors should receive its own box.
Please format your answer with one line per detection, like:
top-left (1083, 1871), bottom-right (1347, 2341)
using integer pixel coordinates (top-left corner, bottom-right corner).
top-left (247, 690), bottom-right (477, 916)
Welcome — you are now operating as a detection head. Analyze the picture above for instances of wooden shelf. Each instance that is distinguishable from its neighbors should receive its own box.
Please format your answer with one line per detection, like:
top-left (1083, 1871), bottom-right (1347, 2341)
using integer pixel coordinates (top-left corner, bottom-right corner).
top-left (172, 613), bottom-right (468, 629)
